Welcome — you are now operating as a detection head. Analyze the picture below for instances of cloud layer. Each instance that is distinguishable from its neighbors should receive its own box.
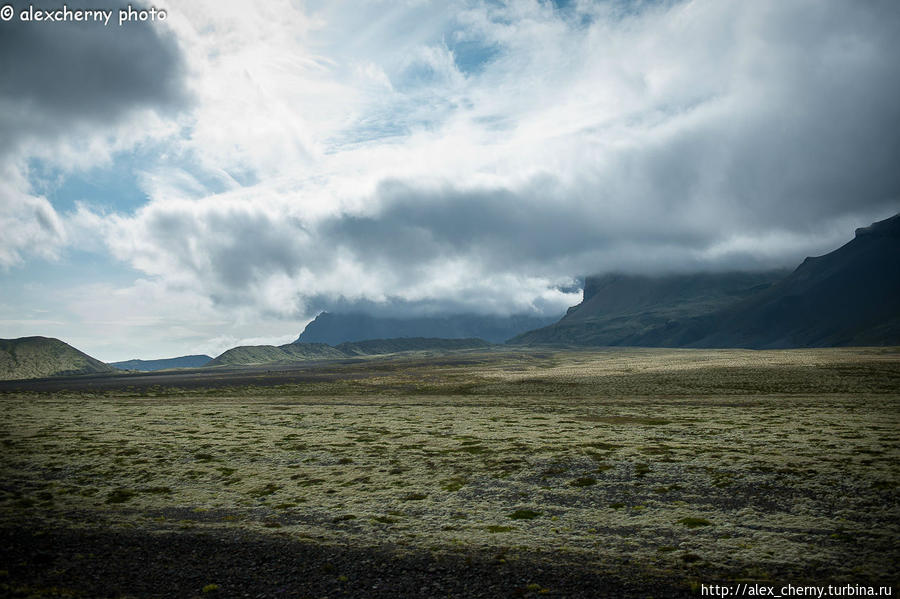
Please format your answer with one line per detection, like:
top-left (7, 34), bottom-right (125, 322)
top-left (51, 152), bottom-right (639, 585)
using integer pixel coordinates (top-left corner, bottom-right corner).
top-left (3, 0), bottom-right (900, 358)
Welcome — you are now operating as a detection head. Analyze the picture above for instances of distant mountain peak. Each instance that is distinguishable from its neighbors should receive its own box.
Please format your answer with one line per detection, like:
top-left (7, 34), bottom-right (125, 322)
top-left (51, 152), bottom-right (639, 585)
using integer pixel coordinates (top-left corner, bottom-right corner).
top-left (109, 355), bottom-right (213, 372)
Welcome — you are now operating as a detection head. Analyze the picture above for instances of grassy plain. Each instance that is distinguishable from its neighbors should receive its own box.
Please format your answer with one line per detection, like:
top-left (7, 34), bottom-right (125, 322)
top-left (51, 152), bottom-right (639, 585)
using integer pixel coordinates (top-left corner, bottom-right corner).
top-left (1, 347), bottom-right (898, 595)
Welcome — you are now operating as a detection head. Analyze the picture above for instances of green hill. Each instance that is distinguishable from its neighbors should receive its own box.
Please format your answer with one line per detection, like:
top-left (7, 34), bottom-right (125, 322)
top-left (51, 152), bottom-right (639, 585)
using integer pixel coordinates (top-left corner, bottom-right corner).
top-left (207, 338), bottom-right (493, 366)
top-left (207, 343), bottom-right (346, 366)
top-left (0, 337), bottom-right (117, 381)
top-left (335, 337), bottom-right (491, 356)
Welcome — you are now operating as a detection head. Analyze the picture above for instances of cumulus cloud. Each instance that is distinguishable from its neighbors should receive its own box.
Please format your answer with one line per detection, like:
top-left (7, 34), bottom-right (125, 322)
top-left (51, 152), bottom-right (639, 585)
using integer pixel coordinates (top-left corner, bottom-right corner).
top-left (93, 1), bottom-right (899, 312)
top-left (0, 1), bottom-right (186, 147)
top-left (4, 0), bottom-right (900, 356)
top-left (0, 0), bottom-right (188, 267)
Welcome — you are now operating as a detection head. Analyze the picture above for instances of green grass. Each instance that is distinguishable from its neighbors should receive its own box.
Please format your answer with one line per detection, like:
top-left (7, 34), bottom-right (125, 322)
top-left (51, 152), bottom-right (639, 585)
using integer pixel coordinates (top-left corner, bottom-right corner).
top-left (569, 477), bottom-right (597, 487)
top-left (485, 525), bottom-right (514, 533)
top-left (402, 492), bottom-right (428, 501)
top-left (679, 517), bottom-right (713, 528)
top-left (441, 477), bottom-right (467, 492)
top-left (1, 346), bottom-right (898, 583)
top-left (105, 488), bottom-right (136, 504)
top-left (509, 509), bottom-right (541, 520)
top-left (249, 483), bottom-right (280, 498)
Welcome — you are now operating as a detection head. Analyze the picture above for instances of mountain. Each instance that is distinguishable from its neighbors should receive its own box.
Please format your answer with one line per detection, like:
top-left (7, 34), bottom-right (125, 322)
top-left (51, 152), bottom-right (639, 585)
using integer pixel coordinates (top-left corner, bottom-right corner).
top-left (207, 337), bottom-right (493, 366)
top-left (638, 213), bottom-right (900, 348)
top-left (295, 312), bottom-right (558, 345)
top-left (109, 355), bottom-right (213, 371)
top-left (509, 270), bottom-right (786, 346)
top-left (206, 343), bottom-right (346, 367)
top-left (511, 213), bottom-right (900, 348)
top-left (0, 336), bottom-right (117, 381)
top-left (335, 337), bottom-right (491, 356)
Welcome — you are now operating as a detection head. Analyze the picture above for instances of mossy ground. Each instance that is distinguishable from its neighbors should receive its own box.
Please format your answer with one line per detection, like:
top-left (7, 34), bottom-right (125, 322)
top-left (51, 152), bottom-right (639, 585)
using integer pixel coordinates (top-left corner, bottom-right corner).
top-left (1, 347), bottom-right (898, 586)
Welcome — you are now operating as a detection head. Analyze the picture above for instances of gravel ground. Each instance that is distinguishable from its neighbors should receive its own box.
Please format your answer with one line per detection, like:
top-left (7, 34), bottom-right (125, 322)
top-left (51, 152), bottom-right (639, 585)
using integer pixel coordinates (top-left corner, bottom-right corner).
top-left (0, 524), bottom-right (698, 598)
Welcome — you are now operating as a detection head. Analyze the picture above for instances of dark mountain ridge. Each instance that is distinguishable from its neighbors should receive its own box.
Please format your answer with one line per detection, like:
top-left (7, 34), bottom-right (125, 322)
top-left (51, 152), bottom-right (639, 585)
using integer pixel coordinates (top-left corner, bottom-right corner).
top-left (509, 270), bottom-right (786, 345)
top-left (110, 355), bottom-right (213, 371)
top-left (295, 312), bottom-right (558, 345)
top-left (511, 213), bottom-right (900, 348)
top-left (649, 213), bottom-right (900, 348)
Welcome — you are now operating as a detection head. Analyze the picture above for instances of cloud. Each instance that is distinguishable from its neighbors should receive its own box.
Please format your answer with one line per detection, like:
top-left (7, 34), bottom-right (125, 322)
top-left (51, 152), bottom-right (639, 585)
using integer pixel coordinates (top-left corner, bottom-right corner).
top-left (0, 164), bottom-right (67, 267)
top-left (0, 0), bottom-right (189, 267)
top-left (0, 274), bottom-right (306, 361)
top-left (103, 1), bottom-right (900, 315)
top-left (6, 0), bottom-right (900, 351)
top-left (0, 0), bottom-right (188, 157)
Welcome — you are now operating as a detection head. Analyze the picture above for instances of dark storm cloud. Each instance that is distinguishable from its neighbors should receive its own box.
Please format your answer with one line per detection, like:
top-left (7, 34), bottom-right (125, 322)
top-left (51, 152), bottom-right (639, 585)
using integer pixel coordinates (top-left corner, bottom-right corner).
top-left (324, 178), bottom-right (712, 274)
top-left (138, 204), bottom-right (308, 292)
top-left (704, 0), bottom-right (900, 228)
top-left (0, 0), bottom-right (189, 153)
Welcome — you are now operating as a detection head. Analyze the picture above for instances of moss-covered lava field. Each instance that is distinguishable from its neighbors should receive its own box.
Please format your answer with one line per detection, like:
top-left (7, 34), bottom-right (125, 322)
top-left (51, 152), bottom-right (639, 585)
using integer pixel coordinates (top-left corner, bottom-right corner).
top-left (1, 347), bottom-right (898, 597)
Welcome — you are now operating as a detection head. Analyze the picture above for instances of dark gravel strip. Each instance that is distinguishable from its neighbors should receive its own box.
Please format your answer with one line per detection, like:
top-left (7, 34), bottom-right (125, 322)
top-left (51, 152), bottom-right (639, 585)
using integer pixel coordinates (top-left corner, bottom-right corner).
top-left (0, 525), bottom-right (696, 598)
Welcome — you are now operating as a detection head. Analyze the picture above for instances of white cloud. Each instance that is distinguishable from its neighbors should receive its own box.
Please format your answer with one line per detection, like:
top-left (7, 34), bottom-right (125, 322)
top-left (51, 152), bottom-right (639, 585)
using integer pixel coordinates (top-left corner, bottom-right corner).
top-left (0, 3), bottom-right (188, 268)
top-left (90, 0), bottom-right (900, 310)
top-left (0, 163), bottom-right (67, 268)
top-left (3, 0), bottom-right (900, 357)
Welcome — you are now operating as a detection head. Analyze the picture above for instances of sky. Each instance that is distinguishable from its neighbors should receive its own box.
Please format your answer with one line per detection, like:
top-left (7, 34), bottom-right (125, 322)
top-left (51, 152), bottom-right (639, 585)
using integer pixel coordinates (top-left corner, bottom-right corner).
top-left (1, 0), bottom-right (899, 362)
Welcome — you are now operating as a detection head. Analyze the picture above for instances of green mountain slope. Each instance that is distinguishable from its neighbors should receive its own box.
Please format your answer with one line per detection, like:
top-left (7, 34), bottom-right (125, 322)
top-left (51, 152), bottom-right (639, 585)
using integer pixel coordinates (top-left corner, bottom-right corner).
top-left (207, 343), bottom-right (346, 366)
top-left (0, 337), bottom-right (117, 381)
top-left (207, 337), bottom-right (493, 366)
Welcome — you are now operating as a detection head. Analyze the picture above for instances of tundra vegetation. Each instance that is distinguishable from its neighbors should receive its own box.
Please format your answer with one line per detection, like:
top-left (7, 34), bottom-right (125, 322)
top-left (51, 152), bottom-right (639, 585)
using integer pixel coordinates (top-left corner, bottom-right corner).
top-left (1, 347), bottom-right (898, 594)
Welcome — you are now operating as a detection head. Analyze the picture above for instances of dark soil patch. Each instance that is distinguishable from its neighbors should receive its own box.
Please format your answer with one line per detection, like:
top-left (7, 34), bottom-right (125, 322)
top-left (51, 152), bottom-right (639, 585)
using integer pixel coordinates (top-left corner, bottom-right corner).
top-left (0, 525), bottom-right (696, 598)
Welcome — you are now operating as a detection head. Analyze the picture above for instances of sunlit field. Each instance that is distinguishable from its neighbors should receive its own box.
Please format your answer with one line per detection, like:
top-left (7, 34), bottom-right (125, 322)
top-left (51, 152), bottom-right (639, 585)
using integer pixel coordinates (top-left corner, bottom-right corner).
top-left (2, 347), bottom-right (898, 597)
